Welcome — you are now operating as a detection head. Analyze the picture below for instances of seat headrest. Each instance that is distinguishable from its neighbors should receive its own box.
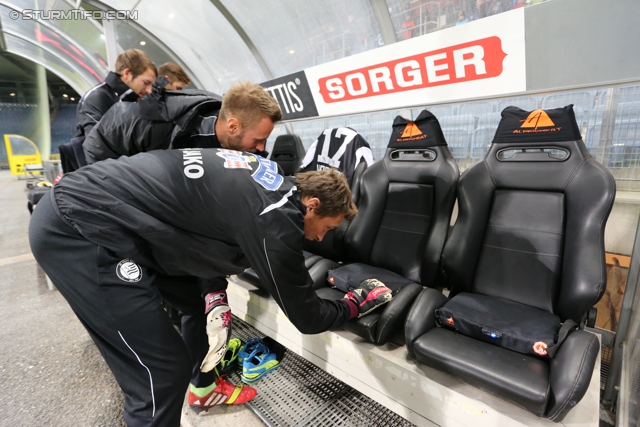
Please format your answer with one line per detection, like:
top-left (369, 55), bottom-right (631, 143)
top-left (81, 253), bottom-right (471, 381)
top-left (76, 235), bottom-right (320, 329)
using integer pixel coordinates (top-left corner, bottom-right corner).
top-left (388, 109), bottom-right (447, 149)
top-left (272, 134), bottom-right (304, 153)
top-left (493, 104), bottom-right (582, 144)
top-left (270, 134), bottom-right (305, 176)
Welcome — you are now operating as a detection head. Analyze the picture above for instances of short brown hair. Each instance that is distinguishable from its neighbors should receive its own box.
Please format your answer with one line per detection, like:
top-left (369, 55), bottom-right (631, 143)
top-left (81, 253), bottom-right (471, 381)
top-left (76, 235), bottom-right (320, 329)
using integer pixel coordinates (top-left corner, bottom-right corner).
top-left (158, 62), bottom-right (191, 85)
top-left (220, 81), bottom-right (282, 129)
top-left (115, 49), bottom-right (157, 78)
top-left (295, 170), bottom-right (358, 221)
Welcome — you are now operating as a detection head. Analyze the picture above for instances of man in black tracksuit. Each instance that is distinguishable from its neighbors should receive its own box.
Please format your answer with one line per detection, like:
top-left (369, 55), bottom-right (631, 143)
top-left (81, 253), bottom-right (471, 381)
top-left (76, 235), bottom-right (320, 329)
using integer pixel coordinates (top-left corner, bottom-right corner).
top-left (82, 86), bottom-right (225, 164)
top-left (75, 49), bottom-right (157, 138)
top-left (82, 82), bottom-right (272, 164)
top-left (75, 70), bottom-right (147, 137)
top-left (29, 148), bottom-right (391, 426)
top-left (60, 49), bottom-right (157, 173)
top-left (79, 81), bottom-right (278, 401)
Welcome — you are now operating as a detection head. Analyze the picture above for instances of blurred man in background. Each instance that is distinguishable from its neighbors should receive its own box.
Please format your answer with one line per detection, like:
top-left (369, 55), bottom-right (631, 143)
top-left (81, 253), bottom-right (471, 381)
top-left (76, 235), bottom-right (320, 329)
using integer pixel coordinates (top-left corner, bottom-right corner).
top-left (61, 49), bottom-right (156, 173)
top-left (75, 49), bottom-right (156, 138)
top-left (157, 62), bottom-right (191, 90)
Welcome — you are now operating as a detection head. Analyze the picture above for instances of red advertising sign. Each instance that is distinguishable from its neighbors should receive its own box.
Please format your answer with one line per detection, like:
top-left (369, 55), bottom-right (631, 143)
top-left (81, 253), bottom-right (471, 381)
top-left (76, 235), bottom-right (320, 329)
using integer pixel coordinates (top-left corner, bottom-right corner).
top-left (318, 37), bottom-right (507, 104)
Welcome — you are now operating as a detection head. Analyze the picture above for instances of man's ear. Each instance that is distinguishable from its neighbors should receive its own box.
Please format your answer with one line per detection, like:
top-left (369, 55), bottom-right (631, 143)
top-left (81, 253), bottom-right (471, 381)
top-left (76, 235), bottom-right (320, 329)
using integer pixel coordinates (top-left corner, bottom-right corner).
top-left (120, 68), bottom-right (133, 82)
top-left (305, 197), bottom-right (321, 212)
top-left (227, 117), bottom-right (240, 135)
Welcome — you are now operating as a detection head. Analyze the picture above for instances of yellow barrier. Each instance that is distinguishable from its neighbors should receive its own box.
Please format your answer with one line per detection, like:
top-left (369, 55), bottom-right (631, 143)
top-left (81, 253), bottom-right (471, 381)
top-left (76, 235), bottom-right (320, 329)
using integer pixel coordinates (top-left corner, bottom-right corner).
top-left (4, 134), bottom-right (42, 176)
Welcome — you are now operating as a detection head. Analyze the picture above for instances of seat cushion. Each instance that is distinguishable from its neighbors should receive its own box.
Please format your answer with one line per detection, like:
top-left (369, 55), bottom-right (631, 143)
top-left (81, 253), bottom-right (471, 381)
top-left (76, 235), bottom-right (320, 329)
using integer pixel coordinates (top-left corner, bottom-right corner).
top-left (326, 262), bottom-right (414, 293)
top-left (316, 286), bottom-right (380, 342)
top-left (413, 328), bottom-right (550, 416)
top-left (317, 273), bottom-right (422, 345)
top-left (435, 292), bottom-right (561, 357)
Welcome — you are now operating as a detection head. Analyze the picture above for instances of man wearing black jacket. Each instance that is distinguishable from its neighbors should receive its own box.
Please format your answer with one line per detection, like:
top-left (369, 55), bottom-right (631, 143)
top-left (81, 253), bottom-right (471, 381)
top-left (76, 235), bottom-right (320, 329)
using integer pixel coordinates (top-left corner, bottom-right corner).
top-left (75, 49), bottom-right (157, 138)
top-left (60, 49), bottom-right (157, 173)
top-left (79, 81), bottom-right (282, 402)
top-left (83, 81), bottom-right (275, 164)
top-left (29, 149), bottom-right (391, 426)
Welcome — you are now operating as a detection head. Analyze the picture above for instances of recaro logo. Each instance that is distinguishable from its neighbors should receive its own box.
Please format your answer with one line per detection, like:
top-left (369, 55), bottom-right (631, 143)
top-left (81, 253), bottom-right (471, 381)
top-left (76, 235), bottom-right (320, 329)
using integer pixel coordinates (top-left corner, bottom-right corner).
top-left (401, 123), bottom-right (422, 137)
top-left (318, 36), bottom-right (506, 103)
top-left (397, 122), bottom-right (427, 142)
top-left (513, 109), bottom-right (562, 134)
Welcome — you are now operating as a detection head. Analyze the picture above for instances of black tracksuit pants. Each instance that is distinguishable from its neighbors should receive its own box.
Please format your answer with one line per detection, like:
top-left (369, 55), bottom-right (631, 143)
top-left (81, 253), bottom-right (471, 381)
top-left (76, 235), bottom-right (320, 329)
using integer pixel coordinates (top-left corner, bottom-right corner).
top-left (29, 193), bottom-right (218, 427)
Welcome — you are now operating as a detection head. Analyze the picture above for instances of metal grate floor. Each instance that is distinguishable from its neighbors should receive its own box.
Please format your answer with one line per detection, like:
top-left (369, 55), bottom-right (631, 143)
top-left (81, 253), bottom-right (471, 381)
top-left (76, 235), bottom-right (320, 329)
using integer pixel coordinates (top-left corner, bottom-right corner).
top-left (598, 345), bottom-right (617, 426)
top-left (229, 316), bottom-right (416, 427)
top-left (601, 344), bottom-right (613, 391)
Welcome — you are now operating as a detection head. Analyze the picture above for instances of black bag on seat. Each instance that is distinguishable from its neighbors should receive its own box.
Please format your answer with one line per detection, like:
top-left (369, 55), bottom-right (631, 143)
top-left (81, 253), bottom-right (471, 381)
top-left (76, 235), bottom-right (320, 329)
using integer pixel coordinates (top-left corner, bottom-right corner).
top-left (435, 293), bottom-right (562, 357)
top-left (327, 262), bottom-right (414, 294)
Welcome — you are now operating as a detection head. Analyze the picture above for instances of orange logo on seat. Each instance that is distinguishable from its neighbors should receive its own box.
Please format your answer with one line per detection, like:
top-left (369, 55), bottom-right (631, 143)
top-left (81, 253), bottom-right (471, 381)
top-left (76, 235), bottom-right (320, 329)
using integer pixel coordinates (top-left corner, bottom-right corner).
top-left (401, 123), bottom-right (423, 137)
top-left (513, 109), bottom-right (561, 135)
top-left (397, 122), bottom-right (428, 142)
top-left (445, 316), bottom-right (455, 326)
top-left (520, 109), bottom-right (555, 130)
top-left (328, 277), bottom-right (335, 284)
top-left (532, 341), bottom-right (548, 356)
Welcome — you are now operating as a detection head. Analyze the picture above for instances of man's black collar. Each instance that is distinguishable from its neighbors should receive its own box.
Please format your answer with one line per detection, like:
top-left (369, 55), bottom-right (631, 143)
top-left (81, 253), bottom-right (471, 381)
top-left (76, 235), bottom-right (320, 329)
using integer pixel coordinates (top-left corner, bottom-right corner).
top-left (105, 71), bottom-right (140, 102)
top-left (293, 191), bottom-right (307, 216)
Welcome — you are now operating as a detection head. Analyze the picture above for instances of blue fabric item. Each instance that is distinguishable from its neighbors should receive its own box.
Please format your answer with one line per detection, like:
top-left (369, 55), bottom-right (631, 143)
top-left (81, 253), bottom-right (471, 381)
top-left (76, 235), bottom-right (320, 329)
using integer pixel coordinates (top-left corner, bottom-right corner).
top-left (237, 338), bottom-right (268, 365)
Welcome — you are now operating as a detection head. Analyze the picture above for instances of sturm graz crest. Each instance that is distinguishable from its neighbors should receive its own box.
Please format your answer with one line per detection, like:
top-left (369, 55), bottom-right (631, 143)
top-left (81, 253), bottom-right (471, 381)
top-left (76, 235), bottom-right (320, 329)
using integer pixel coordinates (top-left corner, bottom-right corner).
top-left (116, 259), bottom-right (142, 282)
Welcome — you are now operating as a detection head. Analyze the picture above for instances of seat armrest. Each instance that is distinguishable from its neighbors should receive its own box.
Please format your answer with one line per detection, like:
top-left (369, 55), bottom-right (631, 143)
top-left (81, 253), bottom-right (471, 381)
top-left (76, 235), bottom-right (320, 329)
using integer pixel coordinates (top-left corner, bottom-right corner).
top-left (405, 288), bottom-right (448, 359)
top-left (316, 286), bottom-right (344, 301)
top-left (374, 283), bottom-right (423, 345)
top-left (304, 252), bottom-right (324, 268)
top-left (344, 313), bottom-right (379, 342)
top-left (308, 258), bottom-right (339, 290)
top-left (546, 330), bottom-right (599, 421)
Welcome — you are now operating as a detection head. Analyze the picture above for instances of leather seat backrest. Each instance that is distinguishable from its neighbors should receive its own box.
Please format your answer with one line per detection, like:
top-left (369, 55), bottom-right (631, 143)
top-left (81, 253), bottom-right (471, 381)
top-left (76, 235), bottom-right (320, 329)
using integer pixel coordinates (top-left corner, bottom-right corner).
top-left (299, 127), bottom-right (374, 199)
top-left (442, 105), bottom-right (616, 321)
top-left (301, 127), bottom-right (374, 260)
top-left (350, 161), bottom-right (367, 203)
top-left (345, 110), bottom-right (459, 285)
top-left (270, 134), bottom-right (305, 175)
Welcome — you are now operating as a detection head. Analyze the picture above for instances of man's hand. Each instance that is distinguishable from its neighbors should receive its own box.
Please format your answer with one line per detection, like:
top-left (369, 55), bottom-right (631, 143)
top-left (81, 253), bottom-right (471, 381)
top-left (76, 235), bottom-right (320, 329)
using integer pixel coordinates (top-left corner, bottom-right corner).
top-left (344, 278), bottom-right (393, 317)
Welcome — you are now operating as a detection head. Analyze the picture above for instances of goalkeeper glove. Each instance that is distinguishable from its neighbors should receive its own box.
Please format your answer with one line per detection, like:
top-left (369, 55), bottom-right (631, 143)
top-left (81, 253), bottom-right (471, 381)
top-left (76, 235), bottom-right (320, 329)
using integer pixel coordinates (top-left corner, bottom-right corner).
top-left (200, 291), bottom-right (231, 373)
top-left (344, 278), bottom-right (393, 318)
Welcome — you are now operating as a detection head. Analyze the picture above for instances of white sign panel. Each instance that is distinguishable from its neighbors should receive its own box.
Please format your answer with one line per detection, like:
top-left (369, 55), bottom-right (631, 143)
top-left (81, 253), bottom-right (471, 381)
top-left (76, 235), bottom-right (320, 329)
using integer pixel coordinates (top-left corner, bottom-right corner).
top-left (304, 9), bottom-right (526, 117)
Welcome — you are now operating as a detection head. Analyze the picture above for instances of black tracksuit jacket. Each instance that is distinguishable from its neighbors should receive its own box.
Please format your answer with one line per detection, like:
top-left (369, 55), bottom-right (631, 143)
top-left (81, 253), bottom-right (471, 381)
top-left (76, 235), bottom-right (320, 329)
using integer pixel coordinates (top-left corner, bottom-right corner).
top-left (75, 71), bottom-right (140, 137)
top-left (51, 148), bottom-right (351, 334)
top-left (83, 87), bottom-right (223, 164)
